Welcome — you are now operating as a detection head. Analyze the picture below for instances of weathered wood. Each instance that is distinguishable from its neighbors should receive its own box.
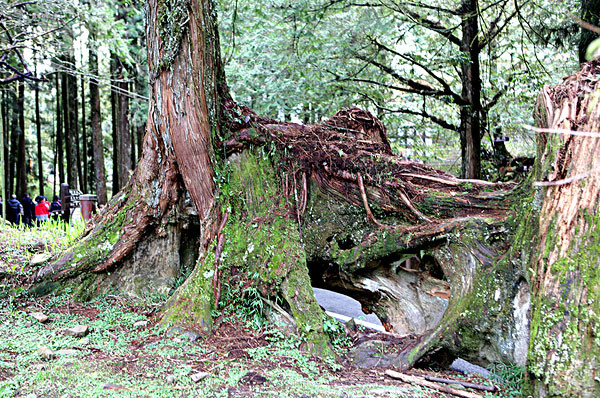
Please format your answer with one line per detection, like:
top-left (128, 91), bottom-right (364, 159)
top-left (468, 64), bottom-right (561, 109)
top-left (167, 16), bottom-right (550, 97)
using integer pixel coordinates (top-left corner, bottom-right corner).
top-left (423, 375), bottom-right (496, 393)
top-left (526, 59), bottom-right (600, 397)
top-left (385, 370), bottom-right (483, 398)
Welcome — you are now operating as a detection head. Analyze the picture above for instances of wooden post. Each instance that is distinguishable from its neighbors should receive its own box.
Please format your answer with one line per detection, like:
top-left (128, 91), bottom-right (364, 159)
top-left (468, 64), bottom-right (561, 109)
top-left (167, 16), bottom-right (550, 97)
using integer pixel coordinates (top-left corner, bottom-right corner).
top-left (0, 97), bottom-right (4, 222)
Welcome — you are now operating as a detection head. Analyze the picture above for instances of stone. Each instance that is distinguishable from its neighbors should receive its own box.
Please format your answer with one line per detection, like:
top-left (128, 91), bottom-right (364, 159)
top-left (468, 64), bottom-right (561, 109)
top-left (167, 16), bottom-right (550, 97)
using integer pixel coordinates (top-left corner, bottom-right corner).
top-left (190, 372), bottom-right (209, 383)
top-left (133, 320), bottom-right (148, 329)
top-left (30, 312), bottom-right (49, 323)
top-left (30, 253), bottom-right (51, 266)
top-left (56, 349), bottom-right (79, 356)
top-left (240, 371), bottom-right (267, 385)
top-left (64, 325), bottom-right (89, 337)
top-left (450, 358), bottom-right (495, 379)
top-left (166, 326), bottom-right (183, 337)
top-left (351, 340), bottom-right (396, 368)
top-left (37, 346), bottom-right (55, 360)
top-left (80, 338), bottom-right (90, 346)
top-left (166, 375), bottom-right (175, 384)
top-left (182, 331), bottom-right (201, 342)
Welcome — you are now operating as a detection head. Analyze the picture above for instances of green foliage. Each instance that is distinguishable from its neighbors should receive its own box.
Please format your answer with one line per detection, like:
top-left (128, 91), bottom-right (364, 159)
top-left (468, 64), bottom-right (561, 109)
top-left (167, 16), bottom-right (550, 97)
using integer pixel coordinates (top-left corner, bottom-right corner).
top-left (487, 362), bottom-right (525, 398)
top-left (218, 0), bottom-right (577, 164)
top-left (322, 316), bottom-right (351, 353)
top-left (0, 220), bottom-right (86, 276)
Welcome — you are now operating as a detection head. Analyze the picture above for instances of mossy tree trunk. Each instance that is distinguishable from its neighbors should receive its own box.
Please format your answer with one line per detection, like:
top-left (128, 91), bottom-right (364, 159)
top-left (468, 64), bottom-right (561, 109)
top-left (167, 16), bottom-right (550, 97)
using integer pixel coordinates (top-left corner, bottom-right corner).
top-left (524, 61), bottom-right (600, 397)
top-left (35, 0), bottom-right (530, 364)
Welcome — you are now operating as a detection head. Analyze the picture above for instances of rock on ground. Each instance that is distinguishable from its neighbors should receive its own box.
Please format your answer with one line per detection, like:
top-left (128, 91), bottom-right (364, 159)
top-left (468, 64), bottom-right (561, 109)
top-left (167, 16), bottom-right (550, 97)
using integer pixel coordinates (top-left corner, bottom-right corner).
top-left (64, 325), bottom-right (90, 337)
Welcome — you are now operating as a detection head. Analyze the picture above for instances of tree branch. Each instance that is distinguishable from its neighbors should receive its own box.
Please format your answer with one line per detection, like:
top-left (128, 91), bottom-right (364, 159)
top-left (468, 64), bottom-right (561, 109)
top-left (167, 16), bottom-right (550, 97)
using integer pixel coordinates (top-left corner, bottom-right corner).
top-left (355, 91), bottom-right (459, 131)
top-left (367, 37), bottom-right (464, 105)
top-left (478, 1), bottom-right (520, 50)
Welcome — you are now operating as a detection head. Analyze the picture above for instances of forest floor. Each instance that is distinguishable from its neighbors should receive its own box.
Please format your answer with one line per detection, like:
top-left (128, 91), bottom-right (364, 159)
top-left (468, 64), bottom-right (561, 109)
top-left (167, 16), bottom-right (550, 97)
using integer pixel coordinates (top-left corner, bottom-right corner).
top-left (0, 223), bottom-right (522, 398)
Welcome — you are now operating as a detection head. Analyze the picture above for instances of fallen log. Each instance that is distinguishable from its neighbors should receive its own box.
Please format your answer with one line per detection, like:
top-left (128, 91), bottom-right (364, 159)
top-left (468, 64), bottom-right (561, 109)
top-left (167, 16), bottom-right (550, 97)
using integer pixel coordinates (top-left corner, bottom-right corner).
top-left (422, 375), bottom-right (497, 393)
top-left (385, 369), bottom-right (483, 398)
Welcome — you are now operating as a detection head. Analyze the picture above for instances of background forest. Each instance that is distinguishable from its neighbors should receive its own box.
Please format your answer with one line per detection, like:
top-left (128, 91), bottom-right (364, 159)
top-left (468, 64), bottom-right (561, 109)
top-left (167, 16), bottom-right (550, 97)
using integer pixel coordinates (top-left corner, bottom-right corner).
top-left (0, 0), bottom-right (594, 205)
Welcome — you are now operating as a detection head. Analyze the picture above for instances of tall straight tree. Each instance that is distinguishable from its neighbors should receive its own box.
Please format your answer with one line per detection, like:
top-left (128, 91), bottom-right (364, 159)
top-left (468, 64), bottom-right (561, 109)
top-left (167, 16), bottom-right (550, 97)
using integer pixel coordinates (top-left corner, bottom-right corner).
top-left (117, 65), bottom-right (131, 189)
top-left (15, 80), bottom-right (26, 198)
top-left (1, 89), bottom-right (9, 200)
top-left (8, 86), bottom-right (18, 195)
top-left (35, 78), bottom-right (44, 197)
top-left (61, 69), bottom-right (75, 189)
top-left (81, 76), bottom-right (88, 193)
top-left (110, 53), bottom-right (120, 194)
top-left (88, 33), bottom-right (107, 205)
top-left (69, 62), bottom-right (81, 190)
top-left (0, 89), bottom-right (5, 219)
top-left (55, 74), bottom-right (65, 188)
top-left (34, 55), bottom-right (44, 197)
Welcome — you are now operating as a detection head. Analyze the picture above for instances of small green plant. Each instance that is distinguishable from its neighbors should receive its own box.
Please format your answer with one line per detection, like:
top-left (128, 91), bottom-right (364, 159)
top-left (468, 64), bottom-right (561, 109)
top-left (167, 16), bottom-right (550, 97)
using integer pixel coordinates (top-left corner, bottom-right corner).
top-left (322, 316), bottom-right (352, 352)
top-left (487, 362), bottom-right (524, 398)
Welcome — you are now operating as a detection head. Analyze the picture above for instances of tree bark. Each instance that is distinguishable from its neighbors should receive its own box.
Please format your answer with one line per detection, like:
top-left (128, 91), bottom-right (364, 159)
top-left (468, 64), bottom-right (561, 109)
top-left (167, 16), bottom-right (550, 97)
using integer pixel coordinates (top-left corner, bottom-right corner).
top-left (34, 0), bottom-right (523, 365)
top-left (35, 78), bottom-right (44, 197)
top-left (81, 75), bottom-right (88, 193)
top-left (55, 74), bottom-right (65, 188)
top-left (524, 60), bottom-right (600, 398)
top-left (117, 71), bottom-right (131, 189)
top-left (110, 53), bottom-right (120, 195)
top-left (89, 38), bottom-right (108, 205)
top-left (459, 0), bottom-right (482, 179)
top-left (62, 67), bottom-right (79, 190)
top-left (15, 80), bottom-right (26, 198)
top-left (0, 89), bottom-right (5, 220)
top-left (70, 63), bottom-right (81, 190)
top-left (1, 89), bottom-right (10, 201)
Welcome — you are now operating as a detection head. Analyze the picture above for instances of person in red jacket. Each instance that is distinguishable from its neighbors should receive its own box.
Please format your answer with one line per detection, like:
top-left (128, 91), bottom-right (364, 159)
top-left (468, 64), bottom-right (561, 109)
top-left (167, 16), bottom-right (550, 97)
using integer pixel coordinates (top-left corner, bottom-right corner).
top-left (35, 197), bottom-right (50, 223)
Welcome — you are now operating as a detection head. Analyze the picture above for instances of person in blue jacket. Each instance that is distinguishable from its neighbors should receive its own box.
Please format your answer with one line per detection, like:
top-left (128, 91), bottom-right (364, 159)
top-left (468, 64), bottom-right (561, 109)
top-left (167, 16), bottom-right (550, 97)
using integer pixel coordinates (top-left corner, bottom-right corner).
top-left (21, 193), bottom-right (35, 227)
top-left (6, 195), bottom-right (23, 225)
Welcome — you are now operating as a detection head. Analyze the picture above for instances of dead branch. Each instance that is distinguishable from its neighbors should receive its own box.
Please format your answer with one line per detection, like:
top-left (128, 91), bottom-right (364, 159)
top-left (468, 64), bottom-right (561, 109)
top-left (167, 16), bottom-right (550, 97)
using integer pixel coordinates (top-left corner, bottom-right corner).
top-left (385, 370), bottom-right (484, 398)
top-left (422, 375), bottom-right (497, 393)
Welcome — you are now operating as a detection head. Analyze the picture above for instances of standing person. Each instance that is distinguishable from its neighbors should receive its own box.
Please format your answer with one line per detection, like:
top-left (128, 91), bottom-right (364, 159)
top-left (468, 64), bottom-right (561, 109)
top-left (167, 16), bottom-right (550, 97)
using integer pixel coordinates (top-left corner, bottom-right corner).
top-left (21, 193), bottom-right (35, 227)
top-left (49, 195), bottom-right (62, 221)
top-left (6, 195), bottom-right (23, 225)
top-left (35, 196), bottom-right (50, 223)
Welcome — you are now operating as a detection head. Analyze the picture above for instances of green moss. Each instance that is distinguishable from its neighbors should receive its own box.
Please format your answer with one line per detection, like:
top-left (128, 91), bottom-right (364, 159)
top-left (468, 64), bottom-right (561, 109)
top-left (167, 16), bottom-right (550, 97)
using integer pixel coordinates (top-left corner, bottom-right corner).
top-left (527, 210), bottom-right (600, 396)
top-left (162, 150), bottom-right (334, 356)
top-left (160, 250), bottom-right (214, 330)
top-left (157, 0), bottom-right (190, 72)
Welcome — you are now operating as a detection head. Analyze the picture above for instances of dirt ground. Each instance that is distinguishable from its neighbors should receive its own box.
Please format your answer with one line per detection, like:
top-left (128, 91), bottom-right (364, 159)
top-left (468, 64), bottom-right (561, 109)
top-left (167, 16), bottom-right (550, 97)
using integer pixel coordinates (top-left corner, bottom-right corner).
top-left (0, 224), bottom-right (521, 397)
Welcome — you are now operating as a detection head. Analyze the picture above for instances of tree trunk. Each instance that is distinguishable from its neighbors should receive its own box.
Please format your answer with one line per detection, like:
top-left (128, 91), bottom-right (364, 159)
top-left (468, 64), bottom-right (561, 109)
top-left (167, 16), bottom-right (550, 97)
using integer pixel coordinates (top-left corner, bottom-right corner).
top-left (89, 39), bottom-right (108, 205)
top-left (110, 53), bottom-right (120, 195)
top-left (16, 80), bottom-right (26, 198)
top-left (81, 76), bottom-right (88, 193)
top-left (55, 74), bottom-right (65, 188)
top-left (35, 79), bottom-right (44, 197)
top-left (1, 89), bottom-right (10, 203)
top-left (117, 72), bottom-right (131, 189)
top-left (34, 0), bottom-right (526, 364)
top-left (524, 60), bottom-right (600, 397)
top-left (459, 0), bottom-right (482, 179)
top-left (62, 68), bottom-right (78, 190)
top-left (0, 89), bottom-right (5, 220)
top-left (70, 65), bottom-right (81, 190)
